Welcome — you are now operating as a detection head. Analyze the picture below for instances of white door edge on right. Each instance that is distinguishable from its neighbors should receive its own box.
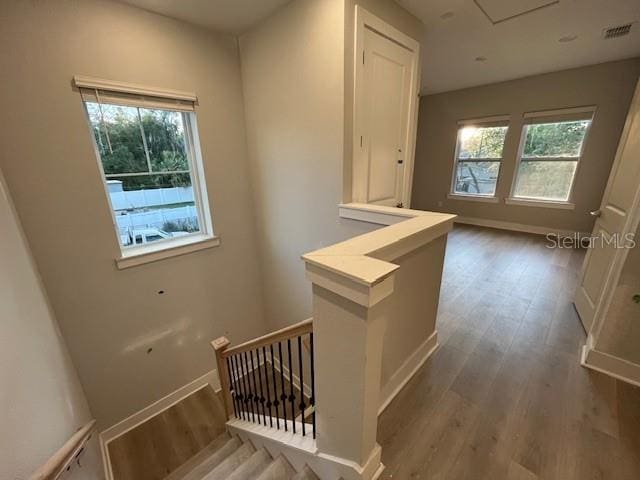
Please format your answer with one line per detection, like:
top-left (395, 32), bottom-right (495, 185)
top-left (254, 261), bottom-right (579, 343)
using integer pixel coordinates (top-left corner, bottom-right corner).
top-left (574, 78), bottom-right (640, 333)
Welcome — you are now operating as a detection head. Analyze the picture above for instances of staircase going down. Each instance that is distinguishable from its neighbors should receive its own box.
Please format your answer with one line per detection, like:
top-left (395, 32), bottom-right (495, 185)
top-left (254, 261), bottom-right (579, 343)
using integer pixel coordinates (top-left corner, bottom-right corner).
top-left (163, 432), bottom-right (319, 480)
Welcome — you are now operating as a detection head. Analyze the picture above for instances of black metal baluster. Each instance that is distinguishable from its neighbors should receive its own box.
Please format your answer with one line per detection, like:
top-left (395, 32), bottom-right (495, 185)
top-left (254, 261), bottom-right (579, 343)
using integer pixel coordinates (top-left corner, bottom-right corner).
top-left (243, 351), bottom-right (255, 423)
top-left (297, 336), bottom-right (306, 436)
top-left (287, 338), bottom-right (296, 434)
top-left (263, 346), bottom-right (273, 428)
top-left (270, 344), bottom-right (281, 430)
top-left (310, 332), bottom-right (316, 439)
top-left (250, 350), bottom-right (262, 424)
top-left (256, 349), bottom-right (266, 425)
top-left (225, 357), bottom-right (239, 418)
top-left (237, 355), bottom-right (249, 421)
top-left (231, 355), bottom-right (245, 421)
top-left (278, 342), bottom-right (288, 432)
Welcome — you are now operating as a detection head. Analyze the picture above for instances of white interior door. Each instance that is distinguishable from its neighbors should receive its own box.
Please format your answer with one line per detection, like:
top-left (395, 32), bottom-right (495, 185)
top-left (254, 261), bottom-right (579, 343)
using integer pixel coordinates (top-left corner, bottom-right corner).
top-left (575, 79), bottom-right (640, 332)
top-left (361, 28), bottom-right (412, 207)
top-left (352, 8), bottom-right (419, 209)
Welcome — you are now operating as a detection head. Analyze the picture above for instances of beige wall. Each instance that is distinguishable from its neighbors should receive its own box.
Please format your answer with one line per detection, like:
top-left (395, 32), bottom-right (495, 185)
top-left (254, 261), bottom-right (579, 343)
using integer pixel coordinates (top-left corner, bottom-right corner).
top-left (412, 59), bottom-right (640, 233)
top-left (240, 0), bottom-right (423, 330)
top-left (0, 170), bottom-right (102, 479)
top-left (379, 237), bottom-right (445, 391)
top-left (0, 0), bottom-right (266, 428)
top-left (239, 0), bottom-right (377, 330)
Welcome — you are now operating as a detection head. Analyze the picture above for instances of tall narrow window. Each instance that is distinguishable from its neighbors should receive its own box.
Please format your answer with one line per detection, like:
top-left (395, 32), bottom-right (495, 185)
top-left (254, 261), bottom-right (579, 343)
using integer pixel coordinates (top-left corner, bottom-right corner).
top-left (511, 110), bottom-right (593, 203)
top-left (451, 120), bottom-right (508, 197)
top-left (78, 80), bottom-right (213, 258)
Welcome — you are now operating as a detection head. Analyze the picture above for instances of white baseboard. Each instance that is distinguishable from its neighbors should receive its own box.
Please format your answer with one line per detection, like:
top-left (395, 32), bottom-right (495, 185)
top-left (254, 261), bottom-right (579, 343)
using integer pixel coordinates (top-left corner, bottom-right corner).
top-left (455, 216), bottom-right (588, 238)
top-left (378, 330), bottom-right (438, 415)
top-left (581, 345), bottom-right (640, 388)
top-left (99, 369), bottom-right (220, 480)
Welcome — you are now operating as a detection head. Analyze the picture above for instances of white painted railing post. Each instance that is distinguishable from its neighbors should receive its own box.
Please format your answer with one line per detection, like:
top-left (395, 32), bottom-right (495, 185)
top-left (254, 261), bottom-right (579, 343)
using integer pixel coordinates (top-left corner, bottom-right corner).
top-left (303, 257), bottom-right (398, 479)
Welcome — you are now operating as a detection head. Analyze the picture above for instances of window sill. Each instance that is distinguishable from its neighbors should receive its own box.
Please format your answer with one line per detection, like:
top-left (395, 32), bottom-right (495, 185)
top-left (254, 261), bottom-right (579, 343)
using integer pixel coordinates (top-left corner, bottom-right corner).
top-left (115, 234), bottom-right (220, 270)
top-left (447, 193), bottom-right (499, 204)
top-left (505, 197), bottom-right (575, 210)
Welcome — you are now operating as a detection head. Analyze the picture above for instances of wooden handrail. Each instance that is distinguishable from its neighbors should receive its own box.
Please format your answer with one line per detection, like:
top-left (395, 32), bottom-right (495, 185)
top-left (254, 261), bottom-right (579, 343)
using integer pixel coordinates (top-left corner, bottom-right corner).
top-left (30, 420), bottom-right (96, 480)
top-left (220, 318), bottom-right (313, 358)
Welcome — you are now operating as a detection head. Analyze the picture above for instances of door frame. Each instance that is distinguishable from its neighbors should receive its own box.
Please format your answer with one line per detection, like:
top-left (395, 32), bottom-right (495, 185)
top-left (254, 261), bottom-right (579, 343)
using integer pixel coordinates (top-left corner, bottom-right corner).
top-left (351, 6), bottom-right (421, 208)
top-left (579, 78), bottom-right (640, 383)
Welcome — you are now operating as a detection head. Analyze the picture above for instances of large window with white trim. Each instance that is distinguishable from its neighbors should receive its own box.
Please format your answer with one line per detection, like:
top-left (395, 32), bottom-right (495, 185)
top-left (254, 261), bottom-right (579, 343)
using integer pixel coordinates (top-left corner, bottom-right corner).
top-left (79, 82), bottom-right (212, 254)
top-left (511, 110), bottom-right (593, 203)
top-left (451, 120), bottom-right (509, 197)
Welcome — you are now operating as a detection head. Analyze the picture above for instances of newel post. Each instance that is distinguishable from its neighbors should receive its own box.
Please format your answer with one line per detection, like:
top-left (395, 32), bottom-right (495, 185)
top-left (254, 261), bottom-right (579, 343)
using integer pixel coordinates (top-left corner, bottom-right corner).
top-left (211, 337), bottom-right (233, 420)
top-left (303, 255), bottom-right (398, 479)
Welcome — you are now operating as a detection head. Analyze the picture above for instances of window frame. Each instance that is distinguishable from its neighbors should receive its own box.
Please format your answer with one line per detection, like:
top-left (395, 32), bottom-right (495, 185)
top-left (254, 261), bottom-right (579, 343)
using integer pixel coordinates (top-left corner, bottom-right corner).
top-left (508, 107), bottom-right (595, 207)
top-left (449, 116), bottom-right (510, 200)
top-left (76, 76), bottom-right (217, 268)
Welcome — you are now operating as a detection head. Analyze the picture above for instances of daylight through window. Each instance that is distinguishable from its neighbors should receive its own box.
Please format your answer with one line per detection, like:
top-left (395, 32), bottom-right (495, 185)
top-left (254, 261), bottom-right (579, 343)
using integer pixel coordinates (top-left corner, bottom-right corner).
top-left (81, 88), bottom-right (211, 251)
top-left (512, 114), bottom-right (592, 202)
top-left (452, 122), bottom-right (508, 197)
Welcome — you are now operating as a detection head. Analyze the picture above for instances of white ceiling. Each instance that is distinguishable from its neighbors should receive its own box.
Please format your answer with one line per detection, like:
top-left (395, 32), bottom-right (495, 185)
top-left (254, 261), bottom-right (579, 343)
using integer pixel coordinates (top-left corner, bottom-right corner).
top-left (118, 0), bottom-right (291, 34)
top-left (118, 0), bottom-right (639, 94)
top-left (396, 0), bottom-right (640, 94)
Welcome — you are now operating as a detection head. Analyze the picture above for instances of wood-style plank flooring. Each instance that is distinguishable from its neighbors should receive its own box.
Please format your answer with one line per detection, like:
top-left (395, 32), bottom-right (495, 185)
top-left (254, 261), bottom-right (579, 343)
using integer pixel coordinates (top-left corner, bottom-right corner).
top-left (378, 225), bottom-right (640, 480)
top-left (108, 386), bottom-right (227, 480)
top-left (107, 367), bottom-right (308, 480)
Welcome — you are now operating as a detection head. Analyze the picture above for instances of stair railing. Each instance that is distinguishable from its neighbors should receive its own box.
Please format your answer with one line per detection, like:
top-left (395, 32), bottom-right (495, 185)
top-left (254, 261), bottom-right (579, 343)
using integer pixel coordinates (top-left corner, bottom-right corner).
top-left (212, 318), bottom-right (315, 439)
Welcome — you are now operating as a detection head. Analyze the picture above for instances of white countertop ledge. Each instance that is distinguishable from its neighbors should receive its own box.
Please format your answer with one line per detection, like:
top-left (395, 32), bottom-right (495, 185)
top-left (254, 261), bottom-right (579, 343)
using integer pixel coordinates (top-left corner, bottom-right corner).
top-left (302, 203), bottom-right (456, 288)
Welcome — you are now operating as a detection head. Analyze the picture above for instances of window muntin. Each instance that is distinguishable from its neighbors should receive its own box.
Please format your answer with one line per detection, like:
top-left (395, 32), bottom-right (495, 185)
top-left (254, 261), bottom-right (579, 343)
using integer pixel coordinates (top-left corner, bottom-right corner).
top-left (512, 119), bottom-right (591, 202)
top-left (83, 96), bottom-right (210, 251)
top-left (452, 124), bottom-right (508, 197)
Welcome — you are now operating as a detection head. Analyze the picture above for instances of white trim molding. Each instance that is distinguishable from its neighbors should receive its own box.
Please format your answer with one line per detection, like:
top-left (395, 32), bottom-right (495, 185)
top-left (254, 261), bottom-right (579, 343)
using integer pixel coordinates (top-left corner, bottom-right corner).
top-left (228, 418), bottom-right (384, 480)
top-left (523, 105), bottom-right (596, 120)
top-left (378, 330), bottom-right (438, 415)
top-left (74, 75), bottom-right (197, 102)
top-left (447, 193), bottom-right (500, 203)
top-left (505, 197), bottom-right (575, 210)
top-left (116, 234), bottom-right (220, 269)
top-left (339, 202), bottom-right (426, 226)
top-left (581, 346), bottom-right (640, 388)
top-left (457, 114), bottom-right (510, 126)
top-left (455, 215), bottom-right (589, 238)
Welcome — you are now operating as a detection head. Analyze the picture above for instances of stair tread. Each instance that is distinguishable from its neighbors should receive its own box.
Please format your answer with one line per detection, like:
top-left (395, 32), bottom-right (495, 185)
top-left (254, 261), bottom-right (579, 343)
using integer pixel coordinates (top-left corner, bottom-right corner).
top-left (227, 448), bottom-right (273, 480)
top-left (255, 455), bottom-right (297, 480)
top-left (201, 441), bottom-right (256, 480)
top-left (166, 435), bottom-right (240, 480)
top-left (292, 466), bottom-right (320, 480)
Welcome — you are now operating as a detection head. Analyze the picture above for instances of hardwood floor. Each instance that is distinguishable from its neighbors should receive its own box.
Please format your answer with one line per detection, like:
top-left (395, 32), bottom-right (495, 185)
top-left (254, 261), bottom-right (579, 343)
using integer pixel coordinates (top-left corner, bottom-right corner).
top-left (108, 386), bottom-right (227, 480)
top-left (107, 368), bottom-right (308, 480)
top-left (378, 225), bottom-right (640, 480)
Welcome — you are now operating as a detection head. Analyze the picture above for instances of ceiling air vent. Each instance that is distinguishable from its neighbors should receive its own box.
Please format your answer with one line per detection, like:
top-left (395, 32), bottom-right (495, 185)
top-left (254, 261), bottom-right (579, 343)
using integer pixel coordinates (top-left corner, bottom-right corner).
top-left (602, 23), bottom-right (634, 39)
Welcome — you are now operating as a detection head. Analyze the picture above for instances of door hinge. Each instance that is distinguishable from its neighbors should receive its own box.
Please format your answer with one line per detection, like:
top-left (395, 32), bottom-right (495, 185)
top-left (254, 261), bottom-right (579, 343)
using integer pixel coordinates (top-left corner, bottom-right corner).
top-left (360, 135), bottom-right (363, 148)
top-left (362, 50), bottom-right (365, 64)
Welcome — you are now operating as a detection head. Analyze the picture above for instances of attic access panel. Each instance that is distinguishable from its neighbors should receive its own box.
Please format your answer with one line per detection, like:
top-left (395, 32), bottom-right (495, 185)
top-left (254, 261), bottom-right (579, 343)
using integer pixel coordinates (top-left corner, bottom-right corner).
top-left (474, 0), bottom-right (559, 24)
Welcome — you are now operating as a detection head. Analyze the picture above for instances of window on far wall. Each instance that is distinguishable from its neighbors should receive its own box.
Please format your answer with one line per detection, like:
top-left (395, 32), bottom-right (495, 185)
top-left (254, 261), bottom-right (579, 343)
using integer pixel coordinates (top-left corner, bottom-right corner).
top-left (80, 87), bottom-right (212, 253)
top-left (512, 112), bottom-right (593, 202)
top-left (451, 121), bottom-right (508, 197)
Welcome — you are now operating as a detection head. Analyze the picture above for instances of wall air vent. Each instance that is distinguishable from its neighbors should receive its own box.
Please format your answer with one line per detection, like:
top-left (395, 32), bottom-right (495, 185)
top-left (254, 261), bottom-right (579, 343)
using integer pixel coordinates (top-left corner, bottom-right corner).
top-left (603, 23), bottom-right (634, 39)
